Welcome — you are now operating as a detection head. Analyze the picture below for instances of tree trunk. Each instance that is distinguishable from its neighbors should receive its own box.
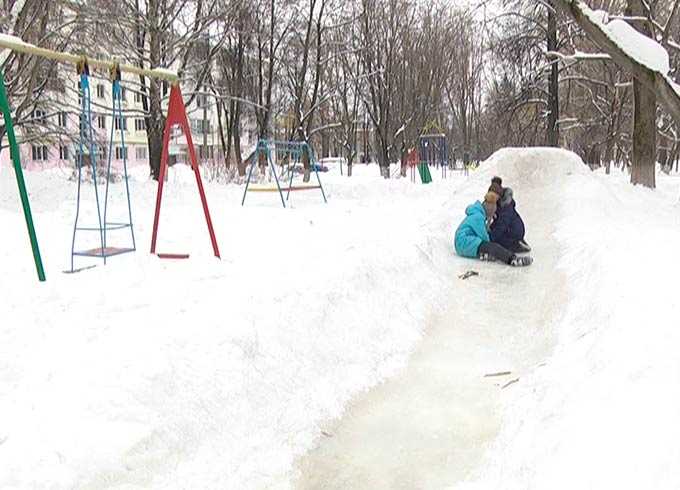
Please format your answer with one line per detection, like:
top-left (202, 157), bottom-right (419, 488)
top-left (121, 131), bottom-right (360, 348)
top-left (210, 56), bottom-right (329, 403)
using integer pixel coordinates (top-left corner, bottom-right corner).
top-left (233, 103), bottom-right (245, 176)
top-left (216, 99), bottom-right (229, 172)
top-left (630, 80), bottom-right (656, 187)
top-left (146, 0), bottom-right (164, 180)
top-left (547, 4), bottom-right (560, 147)
top-left (628, 0), bottom-right (656, 188)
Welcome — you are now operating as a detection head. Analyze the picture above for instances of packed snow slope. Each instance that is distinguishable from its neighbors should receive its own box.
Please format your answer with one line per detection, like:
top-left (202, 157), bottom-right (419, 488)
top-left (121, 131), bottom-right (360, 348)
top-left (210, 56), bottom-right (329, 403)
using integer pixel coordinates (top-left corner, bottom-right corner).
top-left (293, 148), bottom-right (572, 489)
top-left (458, 153), bottom-right (680, 489)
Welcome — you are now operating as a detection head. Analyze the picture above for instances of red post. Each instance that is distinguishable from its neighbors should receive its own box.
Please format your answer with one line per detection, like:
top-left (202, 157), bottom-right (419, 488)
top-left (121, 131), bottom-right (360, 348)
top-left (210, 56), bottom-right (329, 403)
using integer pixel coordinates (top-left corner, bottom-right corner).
top-left (150, 84), bottom-right (221, 258)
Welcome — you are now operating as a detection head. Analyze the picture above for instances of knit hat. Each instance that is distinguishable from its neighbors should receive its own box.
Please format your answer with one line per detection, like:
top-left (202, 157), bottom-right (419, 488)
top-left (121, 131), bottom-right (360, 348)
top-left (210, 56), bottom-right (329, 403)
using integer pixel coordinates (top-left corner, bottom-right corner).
top-left (491, 176), bottom-right (503, 186)
top-left (488, 182), bottom-right (503, 197)
top-left (500, 187), bottom-right (514, 207)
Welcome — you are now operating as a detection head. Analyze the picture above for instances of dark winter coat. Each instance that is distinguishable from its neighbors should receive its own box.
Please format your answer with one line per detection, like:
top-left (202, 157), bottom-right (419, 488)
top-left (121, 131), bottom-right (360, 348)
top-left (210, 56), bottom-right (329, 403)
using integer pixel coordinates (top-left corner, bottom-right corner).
top-left (489, 200), bottom-right (525, 251)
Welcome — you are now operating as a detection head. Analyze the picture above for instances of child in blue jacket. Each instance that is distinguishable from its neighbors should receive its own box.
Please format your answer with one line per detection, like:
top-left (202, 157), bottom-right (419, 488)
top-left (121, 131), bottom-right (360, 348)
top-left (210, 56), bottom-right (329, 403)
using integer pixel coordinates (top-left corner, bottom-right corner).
top-left (454, 192), bottom-right (533, 267)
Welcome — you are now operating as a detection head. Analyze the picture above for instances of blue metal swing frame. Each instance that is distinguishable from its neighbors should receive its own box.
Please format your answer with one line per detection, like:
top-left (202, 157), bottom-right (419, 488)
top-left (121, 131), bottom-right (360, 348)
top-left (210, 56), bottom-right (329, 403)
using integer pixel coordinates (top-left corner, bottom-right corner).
top-left (69, 62), bottom-right (136, 272)
top-left (241, 139), bottom-right (327, 208)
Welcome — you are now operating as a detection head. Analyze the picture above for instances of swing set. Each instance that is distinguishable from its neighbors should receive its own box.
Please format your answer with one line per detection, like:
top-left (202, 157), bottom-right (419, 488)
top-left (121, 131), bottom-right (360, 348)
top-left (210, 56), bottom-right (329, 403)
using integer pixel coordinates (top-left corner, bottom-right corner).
top-left (241, 139), bottom-right (327, 208)
top-left (69, 59), bottom-right (136, 272)
top-left (0, 35), bottom-right (220, 281)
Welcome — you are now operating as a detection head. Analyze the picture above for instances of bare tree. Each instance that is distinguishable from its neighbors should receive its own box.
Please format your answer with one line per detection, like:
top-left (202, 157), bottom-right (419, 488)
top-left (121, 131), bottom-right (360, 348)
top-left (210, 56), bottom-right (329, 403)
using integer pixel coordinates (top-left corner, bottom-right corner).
top-left (214, 2), bottom-right (253, 176)
top-left (445, 10), bottom-right (486, 165)
top-left (75, 0), bottom-right (229, 179)
top-left (326, 2), bottom-right (363, 176)
top-left (551, 0), bottom-right (680, 187)
top-left (359, 0), bottom-right (418, 177)
top-left (0, 0), bottom-right (78, 153)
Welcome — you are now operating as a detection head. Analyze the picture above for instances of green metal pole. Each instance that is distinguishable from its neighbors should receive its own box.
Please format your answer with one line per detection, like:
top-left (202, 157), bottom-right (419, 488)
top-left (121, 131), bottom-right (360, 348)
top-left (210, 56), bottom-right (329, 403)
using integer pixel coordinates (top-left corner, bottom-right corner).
top-left (0, 69), bottom-right (46, 281)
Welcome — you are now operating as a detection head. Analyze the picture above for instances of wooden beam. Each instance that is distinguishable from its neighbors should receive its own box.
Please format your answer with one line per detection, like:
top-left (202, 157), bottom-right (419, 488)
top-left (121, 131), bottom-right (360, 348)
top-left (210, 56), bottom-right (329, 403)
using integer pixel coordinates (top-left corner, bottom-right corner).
top-left (551, 0), bottom-right (680, 125)
top-left (0, 34), bottom-right (179, 84)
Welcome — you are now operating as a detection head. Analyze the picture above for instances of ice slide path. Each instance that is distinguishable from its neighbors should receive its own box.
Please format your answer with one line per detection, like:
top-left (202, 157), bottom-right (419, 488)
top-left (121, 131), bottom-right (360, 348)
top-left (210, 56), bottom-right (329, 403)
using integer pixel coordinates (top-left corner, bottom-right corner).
top-left (292, 149), bottom-right (577, 489)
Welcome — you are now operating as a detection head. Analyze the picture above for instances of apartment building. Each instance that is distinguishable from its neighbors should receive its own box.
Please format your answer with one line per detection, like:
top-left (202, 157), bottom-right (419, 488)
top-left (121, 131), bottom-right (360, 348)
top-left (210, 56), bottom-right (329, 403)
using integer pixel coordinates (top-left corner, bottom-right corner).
top-left (0, 69), bottom-right (257, 172)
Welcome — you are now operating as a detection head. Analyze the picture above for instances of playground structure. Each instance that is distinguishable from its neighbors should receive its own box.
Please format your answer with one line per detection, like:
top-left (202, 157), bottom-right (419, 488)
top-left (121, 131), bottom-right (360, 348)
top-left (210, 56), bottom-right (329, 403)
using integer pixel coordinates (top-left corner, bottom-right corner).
top-left (407, 148), bottom-right (431, 184)
top-left (0, 69), bottom-right (45, 281)
top-left (419, 133), bottom-right (449, 179)
top-left (0, 34), bottom-right (220, 280)
top-left (406, 148), bottom-right (432, 184)
top-left (241, 139), bottom-right (327, 208)
top-left (150, 77), bottom-right (221, 260)
top-left (69, 60), bottom-right (136, 272)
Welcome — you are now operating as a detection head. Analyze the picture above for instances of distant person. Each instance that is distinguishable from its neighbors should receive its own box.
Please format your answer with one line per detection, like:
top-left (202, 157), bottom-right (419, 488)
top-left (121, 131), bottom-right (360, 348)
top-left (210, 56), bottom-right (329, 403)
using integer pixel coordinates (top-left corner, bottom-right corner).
top-left (454, 192), bottom-right (533, 267)
top-left (488, 177), bottom-right (531, 253)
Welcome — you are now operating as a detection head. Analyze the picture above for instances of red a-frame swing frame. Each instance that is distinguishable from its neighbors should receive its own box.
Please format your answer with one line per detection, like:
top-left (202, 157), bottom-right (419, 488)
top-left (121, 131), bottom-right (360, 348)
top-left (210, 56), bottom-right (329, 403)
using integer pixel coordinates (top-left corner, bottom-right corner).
top-left (150, 84), bottom-right (220, 259)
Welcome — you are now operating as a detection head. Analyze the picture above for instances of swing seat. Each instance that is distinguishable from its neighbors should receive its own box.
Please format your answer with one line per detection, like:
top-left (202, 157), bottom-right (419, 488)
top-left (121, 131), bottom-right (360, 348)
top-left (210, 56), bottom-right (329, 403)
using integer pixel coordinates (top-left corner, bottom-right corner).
top-left (73, 246), bottom-right (135, 258)
top-left (248, 184), bottom-right (322, 192)
top-left (156, 253), bottom-right (190, 259)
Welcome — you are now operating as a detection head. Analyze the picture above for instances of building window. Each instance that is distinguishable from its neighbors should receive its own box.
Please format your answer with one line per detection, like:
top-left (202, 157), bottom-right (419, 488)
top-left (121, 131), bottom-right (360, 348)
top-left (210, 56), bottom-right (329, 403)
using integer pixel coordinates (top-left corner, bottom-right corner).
top-left (96, 84), bottom-right (105, 99)
top-left (198, 146), bottom-right (214, 159)
top-left (191, 118), bottom-right (210, 134)
top-left (97, 115), bottom-right (106, 130)
top-left (134, 118), bottom-right (146, 131)
top-left (135, 146), bottom-right (148, 160)
top-left (59, 145), bottom-right (69, 160)
top-left (115, 146), bottom-right (128, 160)
top-left (121, 86), bottom-right (127, 101)
top-left (162, 81), bottom-right (168, 97)
top-left (114, 116), bottom-right (127, 131)
top-left (196, 93), bottom-right (208, 108)
top-left (58, 111), bottom-right (68, 128)
top-left (32, 109), bottom-right (46, 124)
top-left (32, 145), bottom-right (48, 161)
top-left (134, 91), bottom-right (144, 104)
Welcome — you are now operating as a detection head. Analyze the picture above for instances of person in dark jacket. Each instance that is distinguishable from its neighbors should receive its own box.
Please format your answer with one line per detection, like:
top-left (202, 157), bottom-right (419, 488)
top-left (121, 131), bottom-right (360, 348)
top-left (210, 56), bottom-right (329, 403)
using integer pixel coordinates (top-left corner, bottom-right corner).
top-left (454, 192), bottom-right (533, 267)
top-left (489, 187), bottom-right (531, 253)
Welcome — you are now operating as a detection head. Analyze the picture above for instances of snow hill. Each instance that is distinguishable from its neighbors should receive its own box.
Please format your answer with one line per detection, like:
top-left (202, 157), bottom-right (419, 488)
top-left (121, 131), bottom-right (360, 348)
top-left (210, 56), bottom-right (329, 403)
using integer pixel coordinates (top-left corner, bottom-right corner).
top-left (459, 149), bottom-right (680, 489)
top-left (2, 149), bottom-right (679, 489)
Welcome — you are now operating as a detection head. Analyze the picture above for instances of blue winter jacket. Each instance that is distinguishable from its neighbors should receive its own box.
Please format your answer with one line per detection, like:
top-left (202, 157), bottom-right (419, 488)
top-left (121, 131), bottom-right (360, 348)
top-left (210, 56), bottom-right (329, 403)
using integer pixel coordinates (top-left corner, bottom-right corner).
top-left (454, 201), bottom-right (490, 258)
top-left (489, 200), bottom-right (525, 251)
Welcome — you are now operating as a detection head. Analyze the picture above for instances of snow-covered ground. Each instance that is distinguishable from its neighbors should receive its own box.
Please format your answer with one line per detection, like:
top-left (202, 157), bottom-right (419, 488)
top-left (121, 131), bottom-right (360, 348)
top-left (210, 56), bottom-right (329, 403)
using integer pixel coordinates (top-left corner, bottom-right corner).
top-left (458, 153), bottom-right (680, 489)
top-left (2, 150), bottom-right (679, 489)
top-left (1, 160), bottom-right (461, 488)
top-left (292, 149), bottom-right (568, 489)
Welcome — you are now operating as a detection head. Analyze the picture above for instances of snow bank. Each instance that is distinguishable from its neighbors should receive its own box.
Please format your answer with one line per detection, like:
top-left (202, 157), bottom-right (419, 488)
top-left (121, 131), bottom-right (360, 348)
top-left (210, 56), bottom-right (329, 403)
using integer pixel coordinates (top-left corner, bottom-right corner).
top-left (458, 149), bottom-right (680, 489)
top-left (0, 161), bottom-right (457, 489)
